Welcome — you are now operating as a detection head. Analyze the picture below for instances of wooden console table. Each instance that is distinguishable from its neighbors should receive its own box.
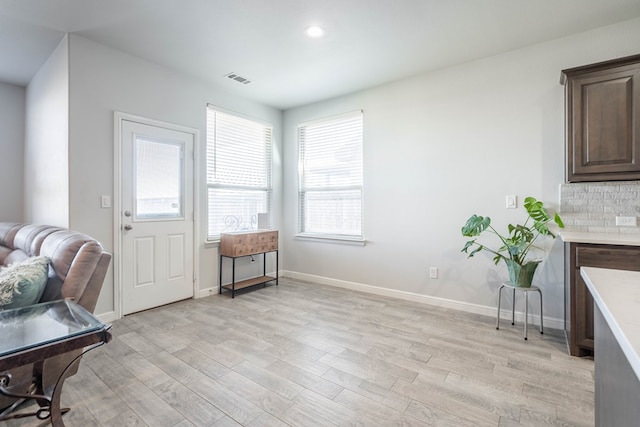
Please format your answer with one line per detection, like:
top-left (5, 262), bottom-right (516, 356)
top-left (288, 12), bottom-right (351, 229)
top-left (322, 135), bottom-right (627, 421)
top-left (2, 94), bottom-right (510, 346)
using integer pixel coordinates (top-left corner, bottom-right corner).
top-left (219, 230), bottom-right (278, 298)
top-left (0, 299), bottom-right (111, 426)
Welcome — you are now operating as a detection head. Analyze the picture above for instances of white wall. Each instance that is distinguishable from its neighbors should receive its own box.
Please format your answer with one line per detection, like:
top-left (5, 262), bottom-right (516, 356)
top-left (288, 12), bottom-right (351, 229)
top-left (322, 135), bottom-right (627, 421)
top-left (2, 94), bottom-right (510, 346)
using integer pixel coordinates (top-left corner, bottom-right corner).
top-left (66, 34), bottom-right (282, 317)
top-left (282, 17), bottom-right (640, 326)
top-left (24, 36), bottom-right (69, 226)
top-left (0, 81), bottom-right (25, 221)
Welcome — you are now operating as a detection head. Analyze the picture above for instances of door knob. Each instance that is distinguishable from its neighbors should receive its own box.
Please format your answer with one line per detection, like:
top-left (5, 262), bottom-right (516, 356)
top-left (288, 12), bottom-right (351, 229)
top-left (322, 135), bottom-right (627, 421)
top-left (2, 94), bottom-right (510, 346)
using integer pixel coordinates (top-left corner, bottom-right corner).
top-left (124, 210), bottom-right (132, 217)
top-left (123, 224), bottom-right (133, 231)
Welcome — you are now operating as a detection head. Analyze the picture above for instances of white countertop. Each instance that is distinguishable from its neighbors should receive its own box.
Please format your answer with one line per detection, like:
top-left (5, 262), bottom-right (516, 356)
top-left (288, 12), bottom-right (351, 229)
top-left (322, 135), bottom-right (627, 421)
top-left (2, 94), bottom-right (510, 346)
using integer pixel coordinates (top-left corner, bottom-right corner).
top-left (581, 267), bottom-right (640, 379)
top-left (560, 231), bottom-right (640, 246)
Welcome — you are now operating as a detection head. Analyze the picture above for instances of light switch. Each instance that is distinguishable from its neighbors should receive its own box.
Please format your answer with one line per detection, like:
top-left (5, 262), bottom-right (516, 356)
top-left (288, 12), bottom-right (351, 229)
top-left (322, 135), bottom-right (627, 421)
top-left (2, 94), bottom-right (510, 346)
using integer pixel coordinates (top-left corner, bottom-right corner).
top-left (101, 195), bottom-right (111, 208)
top-left (506, 195), bottom-right (517, 209)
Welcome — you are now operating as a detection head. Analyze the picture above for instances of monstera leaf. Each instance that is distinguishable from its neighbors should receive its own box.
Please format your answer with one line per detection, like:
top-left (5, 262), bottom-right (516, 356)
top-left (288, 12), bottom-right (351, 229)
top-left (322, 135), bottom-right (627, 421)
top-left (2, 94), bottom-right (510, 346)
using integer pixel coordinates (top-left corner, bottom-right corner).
top-left (461, 215), bottom-right (491, 237)
top-left (460, 197), bottom-right (564, 268)
top-left (524, 196), bottom-right (564, 237)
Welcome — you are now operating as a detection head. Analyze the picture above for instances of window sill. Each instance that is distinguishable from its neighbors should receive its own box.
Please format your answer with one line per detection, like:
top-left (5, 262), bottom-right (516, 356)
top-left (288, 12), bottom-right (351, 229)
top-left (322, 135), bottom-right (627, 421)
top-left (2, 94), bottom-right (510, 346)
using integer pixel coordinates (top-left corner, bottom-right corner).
top-left (295, 234), bottom-right (367, 246)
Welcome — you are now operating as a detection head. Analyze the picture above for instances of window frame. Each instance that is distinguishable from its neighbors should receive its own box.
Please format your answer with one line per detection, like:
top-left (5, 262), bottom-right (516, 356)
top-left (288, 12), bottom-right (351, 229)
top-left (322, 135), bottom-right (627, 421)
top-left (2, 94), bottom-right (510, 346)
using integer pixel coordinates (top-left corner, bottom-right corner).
top-left (206, 105), bottom-right (273, 242)
top-left (297, 110), bottom-right (365, 244)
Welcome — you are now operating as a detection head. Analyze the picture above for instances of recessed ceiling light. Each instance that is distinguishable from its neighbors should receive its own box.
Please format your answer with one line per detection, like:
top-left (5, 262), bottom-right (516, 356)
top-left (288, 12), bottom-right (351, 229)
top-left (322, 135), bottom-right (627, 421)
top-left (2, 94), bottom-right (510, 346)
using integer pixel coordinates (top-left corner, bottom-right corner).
top-left (305, 25), bottom-right (326, 38)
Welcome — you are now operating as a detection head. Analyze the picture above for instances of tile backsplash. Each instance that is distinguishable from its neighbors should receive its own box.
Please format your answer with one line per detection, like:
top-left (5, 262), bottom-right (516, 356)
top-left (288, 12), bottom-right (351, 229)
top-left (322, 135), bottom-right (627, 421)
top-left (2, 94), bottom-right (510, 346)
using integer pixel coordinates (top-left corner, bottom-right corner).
top-left (560, 181), bottom-right (640, 234)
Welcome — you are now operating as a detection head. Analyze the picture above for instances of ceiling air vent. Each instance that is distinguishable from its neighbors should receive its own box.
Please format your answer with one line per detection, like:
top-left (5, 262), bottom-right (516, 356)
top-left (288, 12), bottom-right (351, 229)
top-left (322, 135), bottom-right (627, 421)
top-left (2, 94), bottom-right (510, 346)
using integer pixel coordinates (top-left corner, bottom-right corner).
top-left (225, 72), bottom-right (252, 85)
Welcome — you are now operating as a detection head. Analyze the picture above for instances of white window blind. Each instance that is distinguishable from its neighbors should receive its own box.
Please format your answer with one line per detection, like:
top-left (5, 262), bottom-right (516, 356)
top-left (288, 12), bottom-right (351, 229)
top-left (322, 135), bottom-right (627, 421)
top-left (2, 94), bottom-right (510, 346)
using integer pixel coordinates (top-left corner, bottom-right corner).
top-left (206, 106), bottom-right (272, 240)
top-left (298, 110), bottom-right (363, 238)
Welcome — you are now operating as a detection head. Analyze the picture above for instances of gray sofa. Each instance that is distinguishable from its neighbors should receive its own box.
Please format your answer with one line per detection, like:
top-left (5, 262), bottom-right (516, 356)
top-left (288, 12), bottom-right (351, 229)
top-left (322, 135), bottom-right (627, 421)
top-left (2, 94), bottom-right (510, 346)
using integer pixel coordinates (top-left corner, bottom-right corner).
top-left (0, 222), bottom-right (111, 411)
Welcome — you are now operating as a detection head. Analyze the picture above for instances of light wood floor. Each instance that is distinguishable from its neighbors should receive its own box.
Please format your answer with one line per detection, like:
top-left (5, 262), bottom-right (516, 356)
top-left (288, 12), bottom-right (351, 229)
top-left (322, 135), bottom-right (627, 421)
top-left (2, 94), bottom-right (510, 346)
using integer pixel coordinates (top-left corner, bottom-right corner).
top-left (2, 278), bottom-right (594, 426)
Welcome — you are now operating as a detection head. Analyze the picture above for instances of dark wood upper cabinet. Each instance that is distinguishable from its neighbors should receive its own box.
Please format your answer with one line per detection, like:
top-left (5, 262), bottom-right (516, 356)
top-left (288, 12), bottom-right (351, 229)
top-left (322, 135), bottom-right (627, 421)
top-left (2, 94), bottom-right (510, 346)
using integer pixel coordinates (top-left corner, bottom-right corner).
top-left (561, 54), bottom-right (640, 182)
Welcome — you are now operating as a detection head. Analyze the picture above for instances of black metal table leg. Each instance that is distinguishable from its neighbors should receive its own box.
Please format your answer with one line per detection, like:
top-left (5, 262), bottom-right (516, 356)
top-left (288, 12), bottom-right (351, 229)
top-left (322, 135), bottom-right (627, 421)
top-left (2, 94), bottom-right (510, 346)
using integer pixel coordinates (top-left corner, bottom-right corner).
top-left (231, 257), bottom-right (236, 298)
top-left (219, 255), bottom-right (223, 294)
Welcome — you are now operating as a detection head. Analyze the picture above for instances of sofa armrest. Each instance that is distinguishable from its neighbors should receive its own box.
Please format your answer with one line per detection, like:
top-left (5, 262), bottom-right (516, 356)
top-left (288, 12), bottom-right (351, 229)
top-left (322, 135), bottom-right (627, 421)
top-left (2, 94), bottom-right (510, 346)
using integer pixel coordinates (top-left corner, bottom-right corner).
top-left (76, 252), bottom-right (111, 313)
top-left (37, 230), bottom-right (111, 313)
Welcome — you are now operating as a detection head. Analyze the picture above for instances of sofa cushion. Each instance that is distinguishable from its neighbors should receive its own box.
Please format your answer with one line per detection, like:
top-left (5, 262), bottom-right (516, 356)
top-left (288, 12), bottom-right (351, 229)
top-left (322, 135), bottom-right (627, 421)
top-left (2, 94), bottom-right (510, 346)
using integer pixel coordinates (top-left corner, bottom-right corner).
top-left (3, 249), bottom-right (30, 266)
top-left (13, 225), bottom-right (61, 255)
top-left (0, 223), bottom-right (20, 248)
top-left (0, 256), bottom-right (50, 310)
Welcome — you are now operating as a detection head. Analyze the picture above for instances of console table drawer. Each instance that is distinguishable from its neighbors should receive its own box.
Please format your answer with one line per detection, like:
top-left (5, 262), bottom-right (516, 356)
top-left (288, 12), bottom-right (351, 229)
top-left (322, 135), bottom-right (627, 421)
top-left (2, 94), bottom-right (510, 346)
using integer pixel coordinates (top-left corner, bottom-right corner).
top-left (230, 245), bottom-right (250, 256)
top-left (258, 231), bottom-right (278, 244)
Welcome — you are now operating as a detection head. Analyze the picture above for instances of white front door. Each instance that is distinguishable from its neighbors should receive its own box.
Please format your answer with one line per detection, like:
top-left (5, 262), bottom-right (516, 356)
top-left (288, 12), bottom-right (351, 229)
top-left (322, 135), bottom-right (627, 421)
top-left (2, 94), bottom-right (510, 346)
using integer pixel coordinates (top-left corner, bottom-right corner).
top-left (120, 119), bottom-right (194, 315)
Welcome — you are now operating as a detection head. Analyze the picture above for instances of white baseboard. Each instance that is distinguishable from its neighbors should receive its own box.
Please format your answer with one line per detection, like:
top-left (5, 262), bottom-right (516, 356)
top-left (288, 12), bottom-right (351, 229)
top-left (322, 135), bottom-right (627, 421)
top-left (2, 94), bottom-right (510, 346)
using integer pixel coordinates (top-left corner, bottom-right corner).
top-left (280, 270), bottom-right (564, 330)
top-left (96, 311), bottom-right (118, 324)
top-left (197, 287), bottom-right (218, 298)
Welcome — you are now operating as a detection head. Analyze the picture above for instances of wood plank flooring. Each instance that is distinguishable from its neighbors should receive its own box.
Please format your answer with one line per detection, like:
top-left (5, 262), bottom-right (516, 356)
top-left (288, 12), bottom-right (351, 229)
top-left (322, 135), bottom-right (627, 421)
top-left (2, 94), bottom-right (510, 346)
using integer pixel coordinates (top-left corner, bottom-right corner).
top-left (1, 278), bottom-right (594, 426)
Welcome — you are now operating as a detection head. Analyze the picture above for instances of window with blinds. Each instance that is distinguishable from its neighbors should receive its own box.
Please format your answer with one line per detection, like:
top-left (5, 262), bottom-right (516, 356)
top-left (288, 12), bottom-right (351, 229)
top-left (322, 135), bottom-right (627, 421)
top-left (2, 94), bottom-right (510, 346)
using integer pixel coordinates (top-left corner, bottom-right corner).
top-left (298, 110), bottom-right (364, 239)
top-left (206, 106), bottom-right (272, 240)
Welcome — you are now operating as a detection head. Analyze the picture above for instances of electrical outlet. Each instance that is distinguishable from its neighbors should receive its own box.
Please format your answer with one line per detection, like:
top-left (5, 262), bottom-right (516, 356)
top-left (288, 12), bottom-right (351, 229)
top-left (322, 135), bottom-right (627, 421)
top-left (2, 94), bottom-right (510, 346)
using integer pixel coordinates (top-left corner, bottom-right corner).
top-left (429, 267), bottom-right (438, 279)
top-left (616, 216), bottom-right (637, 227)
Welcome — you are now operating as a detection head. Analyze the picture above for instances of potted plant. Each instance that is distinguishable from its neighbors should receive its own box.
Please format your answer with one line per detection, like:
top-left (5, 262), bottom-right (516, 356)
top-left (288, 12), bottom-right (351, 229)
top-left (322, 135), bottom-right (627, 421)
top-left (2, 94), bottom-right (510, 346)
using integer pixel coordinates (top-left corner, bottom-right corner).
top-left (461, 196), bottom-right (564, 287)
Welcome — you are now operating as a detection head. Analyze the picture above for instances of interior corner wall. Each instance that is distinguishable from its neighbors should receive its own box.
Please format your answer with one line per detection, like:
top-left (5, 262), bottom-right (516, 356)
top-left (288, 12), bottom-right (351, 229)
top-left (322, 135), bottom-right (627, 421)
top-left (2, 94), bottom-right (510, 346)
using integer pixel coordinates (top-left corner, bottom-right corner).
top-left (24, 35), bottom-right (69, 227)
top-left (66, 34), bottom-right (282, 318)
top-left (281, 17), bottom-right (640, 324)
top-left (0, 81), bottom-right (25, 221)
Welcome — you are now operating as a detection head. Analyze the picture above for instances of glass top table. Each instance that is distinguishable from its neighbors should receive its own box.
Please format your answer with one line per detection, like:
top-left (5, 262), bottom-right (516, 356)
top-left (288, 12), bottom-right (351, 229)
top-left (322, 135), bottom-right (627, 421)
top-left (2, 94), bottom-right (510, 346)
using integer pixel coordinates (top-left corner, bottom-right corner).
top-left (0, 299), bottom-right (106, 359)
top-left (0, 299), bottom-right (111, 426)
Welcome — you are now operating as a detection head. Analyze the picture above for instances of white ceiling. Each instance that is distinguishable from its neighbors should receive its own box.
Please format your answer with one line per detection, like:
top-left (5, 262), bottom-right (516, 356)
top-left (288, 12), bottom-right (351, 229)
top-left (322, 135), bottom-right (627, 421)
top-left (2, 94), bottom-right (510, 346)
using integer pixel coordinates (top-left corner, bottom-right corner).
top-left (2, 0), bottom-right (640, 110)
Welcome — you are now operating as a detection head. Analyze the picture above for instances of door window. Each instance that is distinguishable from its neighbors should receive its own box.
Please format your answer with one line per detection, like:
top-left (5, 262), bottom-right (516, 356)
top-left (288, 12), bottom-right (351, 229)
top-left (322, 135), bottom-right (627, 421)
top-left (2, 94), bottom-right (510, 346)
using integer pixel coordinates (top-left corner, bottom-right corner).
top-left (135, 137), bottom-right (184, 219)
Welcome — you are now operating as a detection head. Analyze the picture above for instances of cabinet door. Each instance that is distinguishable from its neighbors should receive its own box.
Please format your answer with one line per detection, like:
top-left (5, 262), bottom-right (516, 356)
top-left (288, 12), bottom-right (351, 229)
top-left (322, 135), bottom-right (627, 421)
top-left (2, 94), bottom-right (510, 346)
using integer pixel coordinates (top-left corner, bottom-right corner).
top-left (566, 63), bottom-right (640, 182)
top-left (570, 244), bottom-right (640, 356)
top-left (574, 273), bottom-right (594, 351)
